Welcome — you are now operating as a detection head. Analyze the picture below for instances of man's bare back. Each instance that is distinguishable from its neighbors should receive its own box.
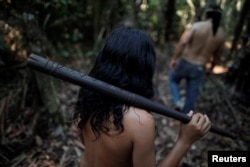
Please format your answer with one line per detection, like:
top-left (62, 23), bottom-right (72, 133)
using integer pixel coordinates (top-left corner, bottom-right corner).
top-left (181, 20), bottom-right (225, 65)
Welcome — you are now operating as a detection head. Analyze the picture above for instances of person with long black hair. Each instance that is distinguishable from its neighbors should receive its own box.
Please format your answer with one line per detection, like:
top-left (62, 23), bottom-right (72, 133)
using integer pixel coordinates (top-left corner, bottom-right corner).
top-left (74, 27), bottom-right (211, 167)
top-left (169, 4), bottom-right (226, 114)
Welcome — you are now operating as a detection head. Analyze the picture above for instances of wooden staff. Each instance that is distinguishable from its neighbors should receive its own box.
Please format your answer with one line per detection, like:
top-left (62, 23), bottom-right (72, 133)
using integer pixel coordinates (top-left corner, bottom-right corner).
top-left (27, 53), bottom-right (237, 139)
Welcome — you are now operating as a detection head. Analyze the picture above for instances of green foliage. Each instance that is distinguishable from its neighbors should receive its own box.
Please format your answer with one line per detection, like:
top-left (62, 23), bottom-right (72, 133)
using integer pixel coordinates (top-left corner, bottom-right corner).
top-left (41, 1), bottom-right (85, 37)
top-left (85, 33), bottom-right (105, 57)
top-left (0, 0), bottom-right (246, 59)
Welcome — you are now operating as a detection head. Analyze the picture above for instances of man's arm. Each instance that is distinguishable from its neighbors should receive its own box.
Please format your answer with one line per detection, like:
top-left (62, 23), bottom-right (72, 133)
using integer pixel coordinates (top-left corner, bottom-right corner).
top-left (170, 28), bottom-right (194, 69)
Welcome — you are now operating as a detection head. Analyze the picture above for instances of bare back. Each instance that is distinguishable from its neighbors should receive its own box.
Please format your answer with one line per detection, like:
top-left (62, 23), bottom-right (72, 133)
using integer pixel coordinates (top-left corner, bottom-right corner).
top-left (79, 106), bottom-right (211, 167)
top-left (80, 107), bottom-right (156, 167)
top-left (181, 20), bottom-right (225, 65)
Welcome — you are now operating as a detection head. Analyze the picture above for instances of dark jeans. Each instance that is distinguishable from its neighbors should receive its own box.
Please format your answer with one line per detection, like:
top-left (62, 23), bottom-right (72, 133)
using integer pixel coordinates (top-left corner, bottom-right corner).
top-left (169, 58), bottom-right (205, 114)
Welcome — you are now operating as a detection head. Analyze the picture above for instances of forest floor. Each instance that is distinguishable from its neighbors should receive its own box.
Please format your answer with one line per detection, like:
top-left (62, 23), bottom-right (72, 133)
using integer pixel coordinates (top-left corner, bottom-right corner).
top-left (1, 45), bottom-right (250, 167)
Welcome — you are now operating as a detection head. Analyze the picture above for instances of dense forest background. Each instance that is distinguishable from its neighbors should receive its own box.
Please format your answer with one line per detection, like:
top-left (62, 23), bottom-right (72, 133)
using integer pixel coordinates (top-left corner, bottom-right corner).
top-left (0, 0), bottom-right (250, 166)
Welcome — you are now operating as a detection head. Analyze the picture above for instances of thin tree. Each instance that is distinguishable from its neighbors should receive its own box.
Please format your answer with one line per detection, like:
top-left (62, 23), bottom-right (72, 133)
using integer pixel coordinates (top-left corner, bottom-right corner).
top-left (230, 0), bottom-right (250, 55)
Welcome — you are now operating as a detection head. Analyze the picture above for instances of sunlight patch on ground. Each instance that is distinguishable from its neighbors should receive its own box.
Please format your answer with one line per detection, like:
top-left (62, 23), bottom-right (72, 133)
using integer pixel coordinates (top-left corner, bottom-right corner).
top-left (212, 65), bottom-right (228, 74)
top-left (225, 41), bottom-right (241, 49)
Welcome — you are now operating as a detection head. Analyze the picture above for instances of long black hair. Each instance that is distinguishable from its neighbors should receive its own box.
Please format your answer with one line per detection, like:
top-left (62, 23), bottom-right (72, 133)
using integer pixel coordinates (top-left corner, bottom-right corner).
top-left (205, 4), bottom-right (222, 36)
top-left (74, 27), bottom-right (156, 138)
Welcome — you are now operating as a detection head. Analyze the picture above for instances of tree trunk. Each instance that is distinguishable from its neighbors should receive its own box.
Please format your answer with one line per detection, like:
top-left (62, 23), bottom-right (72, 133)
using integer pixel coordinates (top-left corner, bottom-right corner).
top-left (93, 0), bottom-right (102, 41)
top-left (187, 0), bottom-right (196, 21)
top-left (25, 21), bottom-right (59, 115)
top-left (230, 0), bottom-right (250, 54)
top-left (164, 0), bottom-right (176, 42)
top-left (226, 15), bottom-right (250, 106)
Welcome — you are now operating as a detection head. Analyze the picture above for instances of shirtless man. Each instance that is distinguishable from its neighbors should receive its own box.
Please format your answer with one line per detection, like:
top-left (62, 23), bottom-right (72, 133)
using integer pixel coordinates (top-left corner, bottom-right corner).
top-left (169, 4), bottom-right (226, 114)
top-left (74, 27), bottom-right (211, 167)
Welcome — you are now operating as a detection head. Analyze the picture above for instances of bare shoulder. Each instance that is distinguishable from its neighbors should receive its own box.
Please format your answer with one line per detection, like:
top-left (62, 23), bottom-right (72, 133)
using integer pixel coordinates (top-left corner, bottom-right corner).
top-left (124, 107), bottom-right (155, 129)
top-left (125, 107), bottom-right (155, 122)
top-left (191, 21), bottom-right (205, 29)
